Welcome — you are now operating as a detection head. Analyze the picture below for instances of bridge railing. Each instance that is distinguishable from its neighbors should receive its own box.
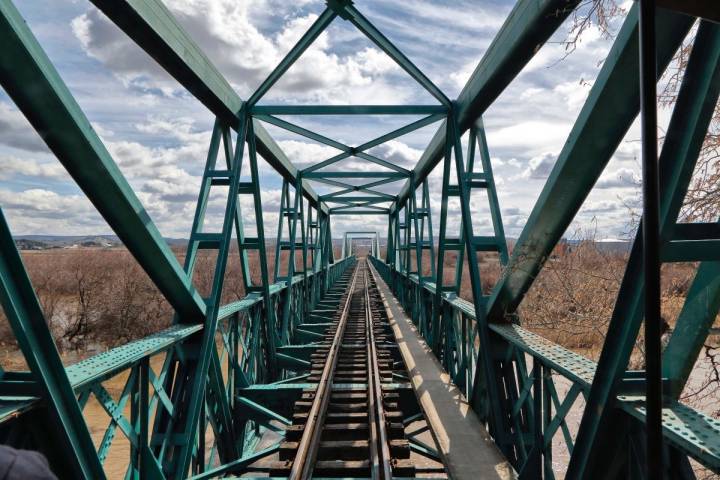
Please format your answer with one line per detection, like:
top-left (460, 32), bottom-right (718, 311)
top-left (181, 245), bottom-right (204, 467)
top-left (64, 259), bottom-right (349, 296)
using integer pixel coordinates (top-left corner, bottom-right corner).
top-left (369, 255), bottom-right (720, 477)
top-left (0, 255), bottom-right (355, 477)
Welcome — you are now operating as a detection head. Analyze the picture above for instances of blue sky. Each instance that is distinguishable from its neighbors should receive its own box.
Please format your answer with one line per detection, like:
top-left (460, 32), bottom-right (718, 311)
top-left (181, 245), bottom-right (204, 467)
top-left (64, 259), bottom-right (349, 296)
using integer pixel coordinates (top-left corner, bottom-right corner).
top-left (0, 0), bottom-right (651, 241)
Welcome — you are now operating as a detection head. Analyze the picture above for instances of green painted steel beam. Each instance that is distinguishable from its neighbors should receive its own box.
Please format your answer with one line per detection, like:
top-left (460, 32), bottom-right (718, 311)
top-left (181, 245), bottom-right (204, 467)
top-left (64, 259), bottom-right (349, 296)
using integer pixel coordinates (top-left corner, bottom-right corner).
top-left (661, 21), bottom-right (720, 397)
top-left (321, 196), bottom-right (393, 203)
top-left (302, 115), bottom-right (442, 174)
top-left (392, 0), bottom-right (583, 213)
top-left (251, 105), bottom-right (447, 115)
top-left (564, 12), bottom-right (703, 479)
top-left (304, 171), bottom-right (407, 179)
top-left (0, 0), bottom-right (206, 322)
top-left (486, 5), bottom-right (693, 322)
top-left (0, 207), bottom-right (106, 479)
top-left (276, 352), bottom-right (312, 370)
top-left (187, 444), bottom-right (280, 480)
top-left (66, 324), bottom-right (201, 391)
top-left (329, 208), bottom-right (389, 215)
top-left (87, 0), bottom-right (328, 215)
top-left (332, 203), bottom-right (388, 212)
top-left (254, 120), bottom-right (410, 174)
top-left (258, 114), bottom-right (427, 175)
top-left (356, 113), bottom-right (445, 152)
top-left (339, 4), bottom-right (451, 106)
top-left (320, 181), bottom-right (396, 200)
top-left (254, 114), bottom-right (348, 151)
top-left (247, 8), bottom-right (337, 106)
top-left (662, 240), bottom-right (720, 262)
top-left (355, 152), bottom-right (411, 174)
top-left (235, 397), bottom-right (291, 426)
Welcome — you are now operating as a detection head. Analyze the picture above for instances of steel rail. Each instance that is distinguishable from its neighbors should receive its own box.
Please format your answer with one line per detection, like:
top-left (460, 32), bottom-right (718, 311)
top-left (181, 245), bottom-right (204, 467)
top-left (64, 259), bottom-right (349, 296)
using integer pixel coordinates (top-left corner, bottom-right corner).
top-left (364, 267), bottom-right (393, 480)
top-left (289, 262), bottom-right (361, 480)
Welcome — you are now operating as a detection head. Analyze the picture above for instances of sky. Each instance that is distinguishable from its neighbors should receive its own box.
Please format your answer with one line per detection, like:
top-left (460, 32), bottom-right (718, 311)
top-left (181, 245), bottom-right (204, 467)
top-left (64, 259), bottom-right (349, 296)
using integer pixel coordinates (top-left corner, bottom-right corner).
top-left (0, 0), bottom-right (663, 243)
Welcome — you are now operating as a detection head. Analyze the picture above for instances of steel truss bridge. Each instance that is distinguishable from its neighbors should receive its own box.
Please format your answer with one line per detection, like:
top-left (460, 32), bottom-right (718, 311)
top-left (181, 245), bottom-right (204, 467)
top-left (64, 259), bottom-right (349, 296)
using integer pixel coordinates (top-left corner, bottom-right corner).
top-left (0, 0), bottom-right (719, 478)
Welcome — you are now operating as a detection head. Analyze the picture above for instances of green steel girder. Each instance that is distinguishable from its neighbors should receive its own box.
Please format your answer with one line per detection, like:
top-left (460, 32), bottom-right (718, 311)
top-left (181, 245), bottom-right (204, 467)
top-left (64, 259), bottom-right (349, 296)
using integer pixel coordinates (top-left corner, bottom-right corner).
top-left (392, 0), bottom-right (582, 213)
top-left (66, 324), bottom-right (202, 391)
top-left (187, 444), bottom-right (280, 480)
top-left (0, 207), bottom-right (105, 479)
top-left (330, 202), bottom-right (387, 211)
top-left (255, 114), bottom-right (349, 151)
top-left (486, 5), bottom-right (694, 322)
top-left (0, 0), bottom-right (206, 322)
top-left (166, 111), bottom-right (249, 477)
top-left (662, 21), bottom-right (720, 397)
top-left (322, 196), bottom-right (392, 204)
top-left (334, 3), bottom-right (451, 107)
top-left (304, 171), bottom-right (407, 179)
top-left (316, 177), bottom-right (397, 199)
top-left (300, 114), bottom-right (442, 174)
top-left (87, 0), bottom-right (328, 215)
top-left (329, 208), bottom-right (390, 215)
top-left (251, 105), bottom-right (447, 115)
top-left (255, 116), bottom-right (414, 175)
top-left (247, 8), bottom-right (337, 106)
top-left (565, 14), bottom-right (713, 480)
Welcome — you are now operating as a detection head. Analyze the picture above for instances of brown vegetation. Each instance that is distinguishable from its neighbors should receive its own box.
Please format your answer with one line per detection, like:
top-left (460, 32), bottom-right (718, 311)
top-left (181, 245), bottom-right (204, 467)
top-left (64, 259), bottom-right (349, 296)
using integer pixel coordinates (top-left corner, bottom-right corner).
top-left (0, 244), bottom-right (343, 360)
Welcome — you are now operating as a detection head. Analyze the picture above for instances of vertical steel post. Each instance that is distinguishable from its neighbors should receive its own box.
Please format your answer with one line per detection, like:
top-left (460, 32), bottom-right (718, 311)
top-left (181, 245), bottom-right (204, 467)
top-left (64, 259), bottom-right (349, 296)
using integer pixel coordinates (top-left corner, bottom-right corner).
top-left (639, 1), bottom-right (662, 477)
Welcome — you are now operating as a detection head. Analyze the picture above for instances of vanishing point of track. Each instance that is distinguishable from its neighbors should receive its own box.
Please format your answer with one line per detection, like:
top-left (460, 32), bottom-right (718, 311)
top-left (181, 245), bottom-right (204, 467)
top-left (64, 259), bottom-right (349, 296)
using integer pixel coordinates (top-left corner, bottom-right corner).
top-left (272, 259), bottom-right (414, 478)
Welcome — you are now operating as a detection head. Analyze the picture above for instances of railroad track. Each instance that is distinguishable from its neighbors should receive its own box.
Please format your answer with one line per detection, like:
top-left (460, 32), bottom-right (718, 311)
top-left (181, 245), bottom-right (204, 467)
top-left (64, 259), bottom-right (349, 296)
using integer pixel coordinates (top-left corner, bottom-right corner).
top-left (272, 259), bottom-right (414, 478)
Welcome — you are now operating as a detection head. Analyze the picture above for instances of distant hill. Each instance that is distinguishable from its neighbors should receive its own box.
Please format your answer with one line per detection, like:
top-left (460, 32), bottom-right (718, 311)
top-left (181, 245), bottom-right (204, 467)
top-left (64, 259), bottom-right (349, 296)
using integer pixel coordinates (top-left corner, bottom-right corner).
top-left (563, 238), bottom-right (631, 254)
top-left (13, 235), bottom-right (188, 250)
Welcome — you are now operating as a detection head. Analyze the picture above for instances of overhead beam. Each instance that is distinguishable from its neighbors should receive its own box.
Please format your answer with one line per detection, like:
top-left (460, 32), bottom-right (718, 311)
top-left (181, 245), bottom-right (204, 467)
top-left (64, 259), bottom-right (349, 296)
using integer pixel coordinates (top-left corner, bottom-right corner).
top-left (322, 196), bottom-right (393, 203)
top-left (88, 0), bottom-right (328, 214)
top-left (329, 209), bottom-right (389, 215)
top-left (0, 0), bottom-right (206, 321)
top-left (252, 105), bottom-right (446, 115)
top-left (304, 171), bottom-right (408, 179)
top-left (255, 114), bottom-right (410, 174)
top-left (392, 0), bottom-right (583, 212)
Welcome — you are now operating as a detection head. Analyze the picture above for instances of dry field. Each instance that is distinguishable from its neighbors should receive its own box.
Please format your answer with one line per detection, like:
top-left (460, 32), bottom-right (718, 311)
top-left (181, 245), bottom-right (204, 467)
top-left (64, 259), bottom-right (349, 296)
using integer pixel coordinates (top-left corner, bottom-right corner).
top-left (1, 243), bottom-right (718, 478)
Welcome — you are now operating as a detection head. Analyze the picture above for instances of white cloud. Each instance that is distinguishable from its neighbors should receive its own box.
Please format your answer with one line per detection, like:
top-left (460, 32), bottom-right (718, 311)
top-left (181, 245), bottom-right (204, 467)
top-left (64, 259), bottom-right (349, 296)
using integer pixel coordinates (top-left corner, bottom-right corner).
top-left (596, 167), bottom-right (639, 189)
top-left (71, 1), bottom-right (407, 104)
top-left (0, 103), bottom-right (49, 153)
top-left (523, 152), bottom-right (557, 180)
top-left (553, 80), bottom-right (592, 110)
top-left (486, 122), bottom-right (571, 155)
top-left (0, 156), bottom-right (66, 179)
top-left (0, 189), bottom-right (95, 218)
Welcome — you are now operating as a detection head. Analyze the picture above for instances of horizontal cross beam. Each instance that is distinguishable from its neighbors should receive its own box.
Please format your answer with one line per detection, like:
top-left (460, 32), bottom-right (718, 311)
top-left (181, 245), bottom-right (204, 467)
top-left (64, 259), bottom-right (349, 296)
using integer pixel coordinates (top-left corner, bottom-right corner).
top-left (252, 105), bottom-right (447, 115)
top-left (329, 208), bottom-right (389, 215)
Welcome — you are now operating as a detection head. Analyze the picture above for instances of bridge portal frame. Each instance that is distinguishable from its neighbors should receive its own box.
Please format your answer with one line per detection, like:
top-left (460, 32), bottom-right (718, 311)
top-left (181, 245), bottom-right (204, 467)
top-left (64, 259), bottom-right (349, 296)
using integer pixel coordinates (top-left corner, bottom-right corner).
top-left (0, 0), bottom-right (719, 479)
